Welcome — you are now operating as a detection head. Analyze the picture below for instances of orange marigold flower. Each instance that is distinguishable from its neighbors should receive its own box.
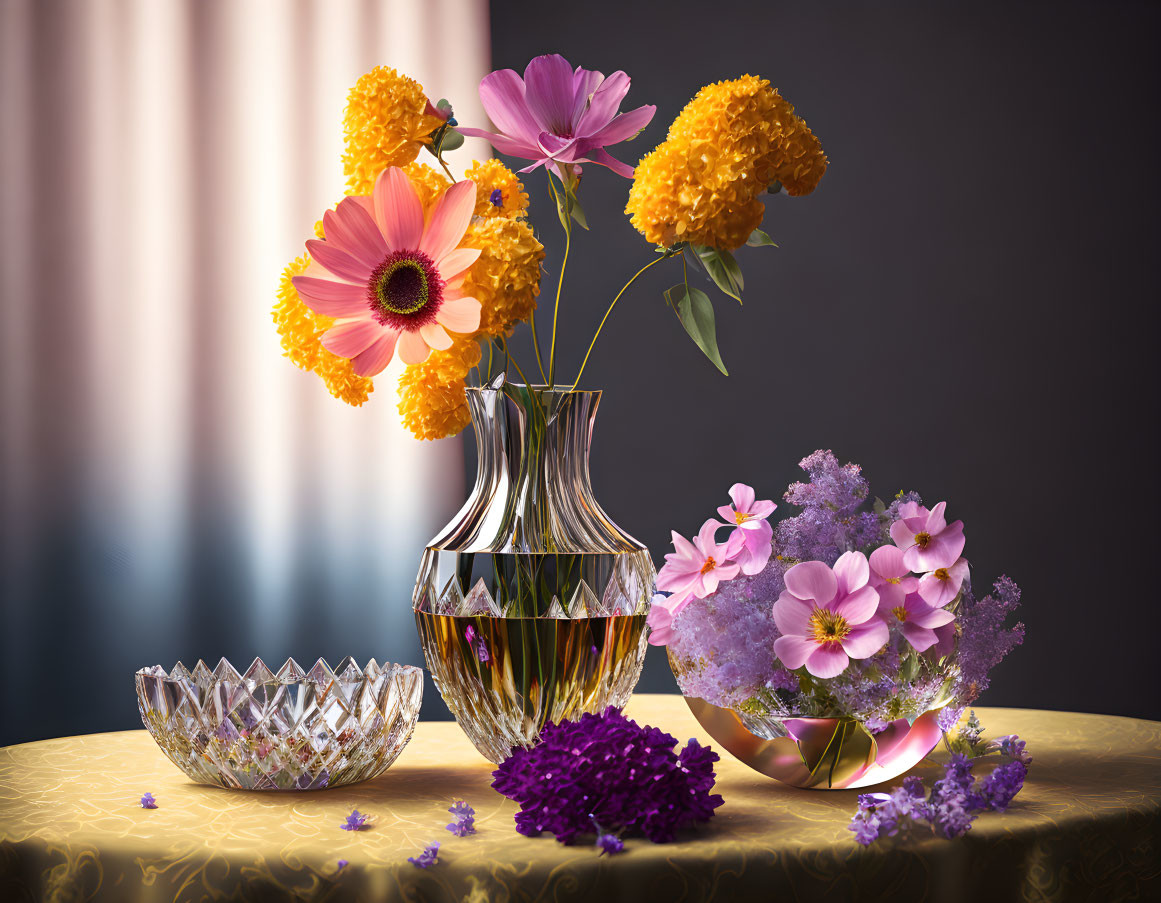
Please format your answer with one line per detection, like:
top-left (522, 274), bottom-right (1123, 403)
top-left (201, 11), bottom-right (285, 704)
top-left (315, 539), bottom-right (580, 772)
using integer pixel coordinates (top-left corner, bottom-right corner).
top-left (626, 75), bottom-right (826, 250)
top-left (397, 337), bottom-right (482, 440)
top-left (273, 254), bottom-right (373, 406)
top-left (461, 216), bottom-right (545, 338)
top-left (401, 160), bottom-right (451, 208)
top-left (464, 158), bottom-right (530, 220)
top-left (342, 66), bottom-right (444, 196)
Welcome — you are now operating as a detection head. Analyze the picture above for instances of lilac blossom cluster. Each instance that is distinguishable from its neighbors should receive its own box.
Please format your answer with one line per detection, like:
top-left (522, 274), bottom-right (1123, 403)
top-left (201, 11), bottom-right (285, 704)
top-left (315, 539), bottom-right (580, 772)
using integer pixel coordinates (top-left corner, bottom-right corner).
top-left (663, 450), bottom-right (1023, 727)
top-left (937, 577), bottom-right (1026, 730)
top-left (776, 450), bottom-right (885, 563)
top-left (849, 741), bottom-right (1030, 844)
top-left (491, 708), bottom-right (723, 844)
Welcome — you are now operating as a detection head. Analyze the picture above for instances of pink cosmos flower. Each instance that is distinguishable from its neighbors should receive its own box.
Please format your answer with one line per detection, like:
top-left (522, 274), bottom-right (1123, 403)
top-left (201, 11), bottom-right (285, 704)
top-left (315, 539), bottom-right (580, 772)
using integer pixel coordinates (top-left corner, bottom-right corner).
top-left (877, 589), bottom-right (956, 653)
top-left (716, 483), bottom-right (776, 576)
top-left (655, 519), bottom-right (745, 612)
top-left (889, 501), bottom-right (966, 572)
top-left (918, 557), bottom-right (970, 608)
top-left (868, 544), bottom-right (919, 611)
top-left (772, 552), bottom-right (889, 679)
top-left (291, 167), bottom-right (482, 376)
top-left (457, 54), bottom-right (656, 178)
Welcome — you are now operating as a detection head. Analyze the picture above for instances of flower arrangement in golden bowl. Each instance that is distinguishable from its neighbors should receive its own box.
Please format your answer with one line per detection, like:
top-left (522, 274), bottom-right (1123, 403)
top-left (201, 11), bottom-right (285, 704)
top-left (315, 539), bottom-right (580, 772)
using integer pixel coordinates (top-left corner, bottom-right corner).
top-left (272, 56), bottom-right (827, 760)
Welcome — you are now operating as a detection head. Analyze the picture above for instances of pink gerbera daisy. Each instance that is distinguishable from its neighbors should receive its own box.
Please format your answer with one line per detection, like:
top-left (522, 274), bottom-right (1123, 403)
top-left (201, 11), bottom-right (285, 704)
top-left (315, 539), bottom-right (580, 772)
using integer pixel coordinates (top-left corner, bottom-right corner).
top-left (291, 167), bottom-right (482, 376)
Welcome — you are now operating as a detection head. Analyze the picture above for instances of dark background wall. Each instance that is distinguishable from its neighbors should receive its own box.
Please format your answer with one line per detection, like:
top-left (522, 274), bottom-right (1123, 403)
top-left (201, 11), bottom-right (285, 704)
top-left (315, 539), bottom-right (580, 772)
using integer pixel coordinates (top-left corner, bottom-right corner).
top-left (490, 0), bottom-right (1161, 720)
top-left (1, 0), bottom-right (1157, 749)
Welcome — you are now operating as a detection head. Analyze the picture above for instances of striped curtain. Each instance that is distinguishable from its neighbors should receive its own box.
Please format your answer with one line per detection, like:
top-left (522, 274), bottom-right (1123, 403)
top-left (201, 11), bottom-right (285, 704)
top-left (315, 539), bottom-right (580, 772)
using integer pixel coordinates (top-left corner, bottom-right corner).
top-left (0, 0), bottom-right (490, 743)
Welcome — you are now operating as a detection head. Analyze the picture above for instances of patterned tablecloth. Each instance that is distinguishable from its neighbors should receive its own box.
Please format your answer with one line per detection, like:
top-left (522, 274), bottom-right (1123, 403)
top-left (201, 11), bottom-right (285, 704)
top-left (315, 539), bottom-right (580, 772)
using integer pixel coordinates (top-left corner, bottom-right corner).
top-left (1, 696), bottom-right (1158, 902)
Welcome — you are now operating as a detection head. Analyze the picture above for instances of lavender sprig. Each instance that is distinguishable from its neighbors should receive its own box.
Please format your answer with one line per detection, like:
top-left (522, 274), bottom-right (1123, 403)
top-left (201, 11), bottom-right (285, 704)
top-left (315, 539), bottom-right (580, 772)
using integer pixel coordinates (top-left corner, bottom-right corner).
top-left (849, 736), bottom-right (1030, 845)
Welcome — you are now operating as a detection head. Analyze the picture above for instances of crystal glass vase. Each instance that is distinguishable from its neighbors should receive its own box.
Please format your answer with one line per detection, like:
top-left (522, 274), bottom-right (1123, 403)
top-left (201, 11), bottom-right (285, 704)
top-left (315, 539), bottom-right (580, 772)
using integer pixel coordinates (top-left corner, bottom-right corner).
top-left (413, 382), bottom-right (654, 763)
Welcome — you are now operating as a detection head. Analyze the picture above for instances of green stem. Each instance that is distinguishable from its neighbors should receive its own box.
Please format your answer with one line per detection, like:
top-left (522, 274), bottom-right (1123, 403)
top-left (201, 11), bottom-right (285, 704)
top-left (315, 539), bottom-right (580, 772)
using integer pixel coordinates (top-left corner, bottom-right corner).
top-left (574, 254), bottom-right (673, 388)
top-left (529, 308), bottom-right (548, 384)
top-left (547, 173), bottom-right (572, 388)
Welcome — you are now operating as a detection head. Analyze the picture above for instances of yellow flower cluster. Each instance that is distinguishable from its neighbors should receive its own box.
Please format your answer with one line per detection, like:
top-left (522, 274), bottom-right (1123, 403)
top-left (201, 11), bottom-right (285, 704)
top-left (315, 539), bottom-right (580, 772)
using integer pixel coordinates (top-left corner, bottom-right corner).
top-left (395, 160), bottom-right (542, 440)
top-left (402, 160), bottom-right (450, 207)
top-left (462, 216), bottom-right (544, 338)
top-left (626, 75), bottom-right (827, 251)
top-left (272, 254), bottom-right (373, 406)
top-left (464, 158), bottom-right (530, 220)
top-left (342, 66), bottom-right (444, 196)
top-left (396, 337), bottom-right (482, 440)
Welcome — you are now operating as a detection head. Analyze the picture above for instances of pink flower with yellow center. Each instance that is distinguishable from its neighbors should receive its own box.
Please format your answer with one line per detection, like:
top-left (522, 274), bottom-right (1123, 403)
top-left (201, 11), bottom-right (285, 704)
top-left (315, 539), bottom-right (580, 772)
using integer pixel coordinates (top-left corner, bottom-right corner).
top-left (889, 501), bottom-right (966, 572)
top-left (291, 167), bottom-right (482, 376)
top-left (868, 544), bottom-right (919, 611)
top-left (772, 552), bottom-right (889, 679)
top-left (715, 483), bottom-right (776, 576)
top-left (918, 557), bottom-right (970, 608)
top-left (877, 589), bottom-right (956, 653)
top-left (654, 519), bottom-right (744, 612)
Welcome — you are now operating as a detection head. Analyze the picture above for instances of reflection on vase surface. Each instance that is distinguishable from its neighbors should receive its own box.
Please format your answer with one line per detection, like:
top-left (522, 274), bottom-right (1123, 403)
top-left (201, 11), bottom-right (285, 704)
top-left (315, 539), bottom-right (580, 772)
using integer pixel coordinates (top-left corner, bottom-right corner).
top-left (416, 611), bottom-right (649, 763)
top-left (412, 382), bottom-right (655, 761)
top-left (682, 695), bottom-right (946, 789)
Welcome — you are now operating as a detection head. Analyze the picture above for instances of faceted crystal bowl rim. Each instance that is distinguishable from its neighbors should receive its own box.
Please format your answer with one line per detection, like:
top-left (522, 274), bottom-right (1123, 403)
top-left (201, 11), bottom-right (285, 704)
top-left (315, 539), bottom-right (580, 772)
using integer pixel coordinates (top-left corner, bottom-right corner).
top-left (135, 656), bottom-right (423, 686)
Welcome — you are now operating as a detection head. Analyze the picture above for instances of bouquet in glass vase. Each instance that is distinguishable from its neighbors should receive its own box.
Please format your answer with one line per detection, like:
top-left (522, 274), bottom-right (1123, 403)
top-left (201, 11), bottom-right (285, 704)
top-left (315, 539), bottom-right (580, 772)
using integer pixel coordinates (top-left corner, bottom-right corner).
top-left (272, 57), bottom-right (827, 761)
top-left (653, 451), bottom-right (1024, 789)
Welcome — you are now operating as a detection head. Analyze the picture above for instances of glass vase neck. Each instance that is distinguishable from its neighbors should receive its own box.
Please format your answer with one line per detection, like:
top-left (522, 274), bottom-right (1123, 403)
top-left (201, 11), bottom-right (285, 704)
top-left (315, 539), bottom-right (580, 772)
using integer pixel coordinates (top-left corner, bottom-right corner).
top-left (429, 382), bottom-right (644, 555)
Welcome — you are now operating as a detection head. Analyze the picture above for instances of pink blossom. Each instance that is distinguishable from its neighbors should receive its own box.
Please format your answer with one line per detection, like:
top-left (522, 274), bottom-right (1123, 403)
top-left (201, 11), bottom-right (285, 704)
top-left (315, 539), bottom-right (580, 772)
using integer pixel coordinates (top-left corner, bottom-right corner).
top-left (889, 501), bottom-right (965, 572)
top-left (868, 544), bottom-right (919, 611)
top-left (878, 589), bottom-right (955, 653)
top-left (457, 54), bottom-right (655, 178)
top-left (646, 594), bottom-right (678, 647)
top-left (715, 483), bottom-right (776, 576)
top-left (654, 519), bottom-right (744, 613)
top-left (918, 557), bottom-right (970, 608)
top-left (772, 552), bottom-right (889, 679)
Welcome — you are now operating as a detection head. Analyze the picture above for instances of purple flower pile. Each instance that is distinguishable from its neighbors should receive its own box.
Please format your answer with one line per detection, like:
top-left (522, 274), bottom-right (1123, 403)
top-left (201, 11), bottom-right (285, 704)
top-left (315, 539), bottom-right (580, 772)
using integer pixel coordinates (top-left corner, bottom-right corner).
top-left (849, 738), bottom-right (1030, 844)
top-left (139, 792), bottom-right (158, 809)
top-left (661, 450), bottom-right (1024, 728)
top-left (491, 708), bottom-right (723, 844)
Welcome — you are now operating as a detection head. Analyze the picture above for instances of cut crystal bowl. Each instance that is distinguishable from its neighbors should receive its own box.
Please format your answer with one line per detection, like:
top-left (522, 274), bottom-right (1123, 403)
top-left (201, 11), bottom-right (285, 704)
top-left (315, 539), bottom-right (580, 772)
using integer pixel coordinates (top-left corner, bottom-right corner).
top-left (135, 657), bottom-right (422, 790)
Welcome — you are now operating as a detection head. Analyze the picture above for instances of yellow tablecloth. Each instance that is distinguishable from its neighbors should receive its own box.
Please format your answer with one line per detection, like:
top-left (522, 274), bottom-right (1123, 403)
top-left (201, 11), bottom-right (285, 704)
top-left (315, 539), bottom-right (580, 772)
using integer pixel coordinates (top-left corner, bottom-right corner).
top-left (1, 696), bottom-right (1158, 902)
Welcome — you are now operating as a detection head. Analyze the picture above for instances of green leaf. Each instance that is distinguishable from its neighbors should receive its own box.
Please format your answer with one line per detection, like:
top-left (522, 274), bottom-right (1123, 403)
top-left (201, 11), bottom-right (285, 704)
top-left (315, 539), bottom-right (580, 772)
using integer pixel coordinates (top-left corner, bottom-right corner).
top-left (668, 284), bottom-right (728, 375)
top-left (439, 128), bottom-right (464, 151)
top-left (692, 245), bottom-right (744, 303)
top-left (568, 191), bottom-right (589, 230)
top-left (436, 98), bottom-right (453, 114)
top-left (548, 174), bottom-right (589, 231)
top-left (745, 228), bottom-right (778, 248)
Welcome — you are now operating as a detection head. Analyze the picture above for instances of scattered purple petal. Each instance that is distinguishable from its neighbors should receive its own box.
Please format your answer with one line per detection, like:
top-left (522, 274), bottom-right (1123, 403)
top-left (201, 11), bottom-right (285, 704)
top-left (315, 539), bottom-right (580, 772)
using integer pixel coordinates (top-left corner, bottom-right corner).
top-left (139, 792), bottom-right (158, 809)
top-left (446, 800), bottom-right (477, 836)
top-left (489, 188), bottom-right (504, 207)
top-left (336, 859), bottom-right (348, 870)
top-left (408, 841), bottom-right (440, 869)
top-left (596, 833), bottom-right (624, 856)
top-left (340, 810), bottom-right (369, 831)
top-left (996, 734), bottom-right (1032, 765)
